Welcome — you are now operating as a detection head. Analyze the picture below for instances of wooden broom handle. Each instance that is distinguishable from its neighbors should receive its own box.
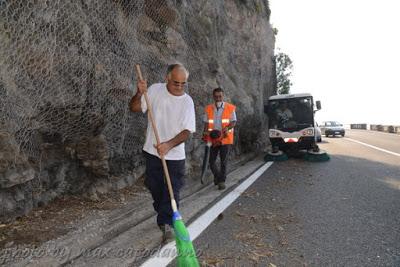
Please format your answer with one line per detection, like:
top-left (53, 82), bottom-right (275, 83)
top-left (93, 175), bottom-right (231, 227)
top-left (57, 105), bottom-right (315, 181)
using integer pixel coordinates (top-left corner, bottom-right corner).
top-left (135, 65), bottom-right (177, 211)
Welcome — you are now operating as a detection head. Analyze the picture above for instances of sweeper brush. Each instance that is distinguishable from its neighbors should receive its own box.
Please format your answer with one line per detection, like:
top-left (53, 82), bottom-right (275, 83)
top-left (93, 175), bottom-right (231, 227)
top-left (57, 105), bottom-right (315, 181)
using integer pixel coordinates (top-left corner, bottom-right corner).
top-left (264, 150), bottom-right (289, 162)
top-left (304, 145), bottom-right (330, 162)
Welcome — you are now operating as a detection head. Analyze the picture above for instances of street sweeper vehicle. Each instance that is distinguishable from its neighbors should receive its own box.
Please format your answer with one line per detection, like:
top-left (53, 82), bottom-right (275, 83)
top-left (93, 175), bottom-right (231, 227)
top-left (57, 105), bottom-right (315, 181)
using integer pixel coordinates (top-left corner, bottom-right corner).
top-left (264, 93), bottom-right (329, 162)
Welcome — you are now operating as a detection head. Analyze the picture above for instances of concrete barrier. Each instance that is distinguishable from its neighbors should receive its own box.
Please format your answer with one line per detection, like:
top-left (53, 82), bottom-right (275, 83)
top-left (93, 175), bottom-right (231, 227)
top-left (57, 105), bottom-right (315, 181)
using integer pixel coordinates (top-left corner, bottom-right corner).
top-left (350, 124), bottom-right (367, 130)
top-left (370, 124), bottom-right (400, 134)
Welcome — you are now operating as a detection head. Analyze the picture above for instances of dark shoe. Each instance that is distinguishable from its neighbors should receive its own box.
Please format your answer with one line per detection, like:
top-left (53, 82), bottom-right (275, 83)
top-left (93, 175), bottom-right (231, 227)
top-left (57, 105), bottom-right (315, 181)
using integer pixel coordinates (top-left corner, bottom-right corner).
top-left (218, 182), bottom-right (226, 190)
top-left (214, 175), bottom-right (220, 185)
top-left (159, 224), bottom-right (174, 243)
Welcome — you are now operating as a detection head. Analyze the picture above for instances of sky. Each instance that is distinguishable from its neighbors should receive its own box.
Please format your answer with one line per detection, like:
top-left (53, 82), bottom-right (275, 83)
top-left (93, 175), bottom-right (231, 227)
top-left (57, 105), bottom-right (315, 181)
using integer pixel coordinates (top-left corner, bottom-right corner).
top-left (269, 0), bottom-right (400, 126)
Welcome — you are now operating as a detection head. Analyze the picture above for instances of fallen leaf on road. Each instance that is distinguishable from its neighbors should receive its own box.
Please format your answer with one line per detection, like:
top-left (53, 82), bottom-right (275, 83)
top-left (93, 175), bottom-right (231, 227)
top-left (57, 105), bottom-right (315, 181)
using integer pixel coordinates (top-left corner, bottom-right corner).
top-left (248, 253), bottom-right (259, 262)
top-left (235, 231), bottom-right (261, 244)
top-left (253, 249), bottom-right (273, 258)
top-left (202, 255), bottom-right (231, 266)
top-left (235, 211), bottom-right (245, 217)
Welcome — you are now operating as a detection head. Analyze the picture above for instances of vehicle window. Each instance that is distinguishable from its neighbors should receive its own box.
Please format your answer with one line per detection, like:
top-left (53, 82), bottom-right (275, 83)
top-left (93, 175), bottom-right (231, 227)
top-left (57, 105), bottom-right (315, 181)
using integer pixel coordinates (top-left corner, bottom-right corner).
top-left (325, 121), bottom-right (343, 127)
top-left (268, 98), bottom-right (314, 130)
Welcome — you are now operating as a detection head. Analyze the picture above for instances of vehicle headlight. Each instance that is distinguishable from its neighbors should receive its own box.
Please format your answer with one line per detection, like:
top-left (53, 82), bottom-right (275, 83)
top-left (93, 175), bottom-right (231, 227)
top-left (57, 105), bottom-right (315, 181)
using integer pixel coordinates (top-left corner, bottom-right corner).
top-left (269, 130), bottom-right (281, 137)
top-left (302, 129), bottom-right (314, 136)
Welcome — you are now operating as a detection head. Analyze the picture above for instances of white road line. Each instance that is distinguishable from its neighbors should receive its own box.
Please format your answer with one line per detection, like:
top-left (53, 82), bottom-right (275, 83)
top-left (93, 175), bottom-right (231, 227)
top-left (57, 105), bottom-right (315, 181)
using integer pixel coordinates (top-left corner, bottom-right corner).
top-left (140, 161), bottom-right (274, 267)
top-left (344, 137), bottom-right (400, 157)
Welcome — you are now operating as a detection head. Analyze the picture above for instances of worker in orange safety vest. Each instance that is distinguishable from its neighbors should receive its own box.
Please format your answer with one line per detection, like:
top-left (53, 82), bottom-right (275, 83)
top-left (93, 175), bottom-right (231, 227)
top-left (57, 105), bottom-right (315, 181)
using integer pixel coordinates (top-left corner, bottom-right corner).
top-left (202, 87), bottom-right (237, 190)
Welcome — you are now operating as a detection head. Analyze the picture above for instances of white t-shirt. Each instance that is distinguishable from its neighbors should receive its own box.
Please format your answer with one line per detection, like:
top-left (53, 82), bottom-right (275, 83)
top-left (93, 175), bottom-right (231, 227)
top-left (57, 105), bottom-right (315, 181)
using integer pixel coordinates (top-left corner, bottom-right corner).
top-left (141, 83), bottom-right (196, 160)
top-left (277, 108), bottom-right (293, 122)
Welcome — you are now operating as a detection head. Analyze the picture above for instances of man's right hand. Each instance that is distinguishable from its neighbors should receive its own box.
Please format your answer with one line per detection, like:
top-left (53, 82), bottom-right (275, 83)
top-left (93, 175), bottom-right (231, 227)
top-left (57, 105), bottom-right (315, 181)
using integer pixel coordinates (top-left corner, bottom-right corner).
top-left (137, 79), bottom-right (147, 95)
top-left (130, 79), bottom-right (147, 112)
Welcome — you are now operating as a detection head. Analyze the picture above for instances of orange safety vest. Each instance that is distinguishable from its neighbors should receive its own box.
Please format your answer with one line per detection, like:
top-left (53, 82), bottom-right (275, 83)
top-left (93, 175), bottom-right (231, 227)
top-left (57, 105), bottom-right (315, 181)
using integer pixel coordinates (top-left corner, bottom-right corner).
top-left (205, 102), bottom-right (236, 145)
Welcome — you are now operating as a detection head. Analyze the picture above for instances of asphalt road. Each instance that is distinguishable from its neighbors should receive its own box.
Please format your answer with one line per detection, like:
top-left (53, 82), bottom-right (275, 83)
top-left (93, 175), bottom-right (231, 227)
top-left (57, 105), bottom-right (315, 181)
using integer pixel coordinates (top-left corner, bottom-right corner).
top-left (192, 130), bottom-right (400, 266)
top-left (344, 129), bottom-right (400, 154)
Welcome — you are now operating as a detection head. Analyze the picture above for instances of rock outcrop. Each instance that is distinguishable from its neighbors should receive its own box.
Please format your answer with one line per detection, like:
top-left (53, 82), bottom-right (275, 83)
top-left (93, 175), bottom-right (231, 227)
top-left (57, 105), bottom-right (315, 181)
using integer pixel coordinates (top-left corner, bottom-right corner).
top-left (0, 0), bottom-right (276, 222)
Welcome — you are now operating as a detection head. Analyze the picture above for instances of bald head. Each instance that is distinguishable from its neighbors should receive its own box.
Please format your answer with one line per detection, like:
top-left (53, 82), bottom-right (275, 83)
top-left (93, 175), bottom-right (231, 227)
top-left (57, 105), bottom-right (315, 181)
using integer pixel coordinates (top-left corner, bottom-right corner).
top-left (166, 64), bottom-right (189, 80)
top-left (166, 64), bottom-right (189, 96)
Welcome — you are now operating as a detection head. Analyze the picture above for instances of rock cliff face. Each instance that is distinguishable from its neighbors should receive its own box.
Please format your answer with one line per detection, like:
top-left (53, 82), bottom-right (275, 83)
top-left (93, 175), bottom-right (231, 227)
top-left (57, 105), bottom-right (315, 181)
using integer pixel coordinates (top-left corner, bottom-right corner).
top-left (0, 0), bottom-right (276, 222)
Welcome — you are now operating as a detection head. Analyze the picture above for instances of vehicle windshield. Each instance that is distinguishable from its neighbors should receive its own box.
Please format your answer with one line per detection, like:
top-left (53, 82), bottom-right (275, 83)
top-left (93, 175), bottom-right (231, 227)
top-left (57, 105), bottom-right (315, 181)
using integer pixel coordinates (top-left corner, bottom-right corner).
top-left (268, 97), bottom-right (314, 131)
top-left (326, 121), bottom-right (342, 127)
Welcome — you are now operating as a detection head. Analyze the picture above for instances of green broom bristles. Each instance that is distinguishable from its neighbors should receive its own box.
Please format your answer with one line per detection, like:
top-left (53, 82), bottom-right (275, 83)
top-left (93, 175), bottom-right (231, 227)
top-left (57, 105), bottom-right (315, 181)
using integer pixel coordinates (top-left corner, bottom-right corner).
top-left (173, 211), bottom-right (199, 267)
top-left (264, 152), bottom-right (288, 162)
top-left (304, 151), bottom-right (330, 162)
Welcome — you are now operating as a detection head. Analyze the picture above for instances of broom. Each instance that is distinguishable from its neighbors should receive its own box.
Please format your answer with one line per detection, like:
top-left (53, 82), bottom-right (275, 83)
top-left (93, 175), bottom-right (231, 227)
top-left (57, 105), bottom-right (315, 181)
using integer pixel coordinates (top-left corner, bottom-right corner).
top-left (135, 65), bottom-right (200, 267)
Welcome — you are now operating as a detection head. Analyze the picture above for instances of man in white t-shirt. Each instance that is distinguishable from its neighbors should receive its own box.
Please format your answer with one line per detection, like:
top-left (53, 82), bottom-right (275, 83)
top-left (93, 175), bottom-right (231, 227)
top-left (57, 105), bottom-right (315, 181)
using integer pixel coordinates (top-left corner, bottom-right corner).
top-left (276, 101), bottom-right (294, 128)
top-left (129, 64), bottom-right (196, 242)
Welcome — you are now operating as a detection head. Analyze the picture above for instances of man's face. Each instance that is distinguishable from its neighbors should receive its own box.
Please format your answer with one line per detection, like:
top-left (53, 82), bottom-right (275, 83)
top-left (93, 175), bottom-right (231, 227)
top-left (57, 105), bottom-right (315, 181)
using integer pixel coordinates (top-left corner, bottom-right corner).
top-left (166, 69), bottom-right (187, 96)
top-left (213, 91), bottom-right (224, 103)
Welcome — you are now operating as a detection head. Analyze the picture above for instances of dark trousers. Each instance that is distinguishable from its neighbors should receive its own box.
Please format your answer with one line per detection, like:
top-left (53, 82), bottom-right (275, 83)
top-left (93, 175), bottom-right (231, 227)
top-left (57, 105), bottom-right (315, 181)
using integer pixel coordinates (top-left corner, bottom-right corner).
top-left (143, 151), bottom-right (185, 226)
top-left (209, 145), bottom-right (231, 184)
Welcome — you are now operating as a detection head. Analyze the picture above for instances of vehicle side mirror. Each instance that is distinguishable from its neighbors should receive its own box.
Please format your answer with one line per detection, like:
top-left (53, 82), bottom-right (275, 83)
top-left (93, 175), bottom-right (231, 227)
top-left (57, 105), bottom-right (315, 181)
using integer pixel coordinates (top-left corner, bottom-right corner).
top-left (316, 101), bottom-right (321, 110)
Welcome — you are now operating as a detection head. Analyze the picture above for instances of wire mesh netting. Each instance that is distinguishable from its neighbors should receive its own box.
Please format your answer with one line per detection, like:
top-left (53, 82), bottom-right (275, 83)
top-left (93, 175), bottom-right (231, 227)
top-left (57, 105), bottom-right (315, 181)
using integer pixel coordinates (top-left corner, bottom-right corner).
top-left (0, 0), bottom-right (274, 188)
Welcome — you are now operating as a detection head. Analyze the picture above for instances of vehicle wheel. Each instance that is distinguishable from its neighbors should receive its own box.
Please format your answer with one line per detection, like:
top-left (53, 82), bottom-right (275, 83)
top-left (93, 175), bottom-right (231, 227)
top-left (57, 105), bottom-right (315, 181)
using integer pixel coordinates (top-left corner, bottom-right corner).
top-left (341, 133), bottom-right (345, 137)
top-left (318, 137), bottom-right (322, 142)
top-left (325, 134), bottom-right (329, 137)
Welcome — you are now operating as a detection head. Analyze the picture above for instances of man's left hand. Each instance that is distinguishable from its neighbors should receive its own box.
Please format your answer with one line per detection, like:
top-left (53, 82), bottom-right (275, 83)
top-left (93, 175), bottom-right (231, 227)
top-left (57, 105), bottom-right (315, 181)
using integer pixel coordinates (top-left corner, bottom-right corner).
top-left (154, 142), bottom-right (173, 157)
